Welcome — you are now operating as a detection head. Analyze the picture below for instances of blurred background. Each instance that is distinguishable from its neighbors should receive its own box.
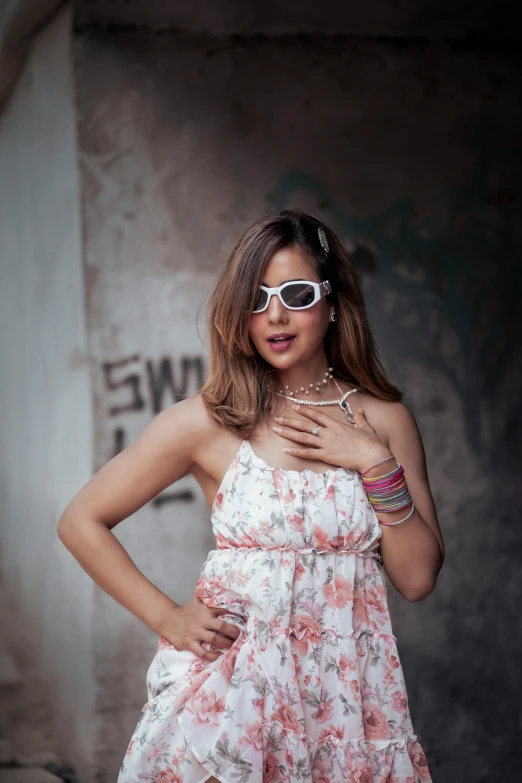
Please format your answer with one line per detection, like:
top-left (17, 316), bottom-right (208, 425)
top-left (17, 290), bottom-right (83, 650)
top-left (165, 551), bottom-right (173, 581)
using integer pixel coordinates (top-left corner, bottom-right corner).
top-left (0, 1), bottom-right (521, 781)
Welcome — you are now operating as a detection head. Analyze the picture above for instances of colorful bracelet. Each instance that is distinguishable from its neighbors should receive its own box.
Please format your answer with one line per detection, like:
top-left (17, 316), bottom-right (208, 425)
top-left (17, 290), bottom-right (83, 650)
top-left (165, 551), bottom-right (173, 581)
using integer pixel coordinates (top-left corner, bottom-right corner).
top-left (361, 463), bottom-right (413, 513)
top-left (378, 504), bottom-right (415, 526)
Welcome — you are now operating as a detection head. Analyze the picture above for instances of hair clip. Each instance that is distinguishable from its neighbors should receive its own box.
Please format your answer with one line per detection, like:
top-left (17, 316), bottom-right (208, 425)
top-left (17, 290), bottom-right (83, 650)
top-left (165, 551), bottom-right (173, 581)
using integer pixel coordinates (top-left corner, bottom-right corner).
top-left (318, 226), bottom-right (329, 255)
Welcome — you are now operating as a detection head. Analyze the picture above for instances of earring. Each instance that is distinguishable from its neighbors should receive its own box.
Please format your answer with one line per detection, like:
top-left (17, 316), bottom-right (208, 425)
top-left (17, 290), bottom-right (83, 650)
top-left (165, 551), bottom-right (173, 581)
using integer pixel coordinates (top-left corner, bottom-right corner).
top-left (330, 311), bottom-right (337, 322)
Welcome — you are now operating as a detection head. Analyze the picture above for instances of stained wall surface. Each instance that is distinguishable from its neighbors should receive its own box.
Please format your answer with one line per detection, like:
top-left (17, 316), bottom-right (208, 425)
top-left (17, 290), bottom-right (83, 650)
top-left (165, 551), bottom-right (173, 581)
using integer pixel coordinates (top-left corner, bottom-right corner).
top-left (0, 6), bottom-right (95, 780)
top-left (75, 30), bottom-right (522, 782)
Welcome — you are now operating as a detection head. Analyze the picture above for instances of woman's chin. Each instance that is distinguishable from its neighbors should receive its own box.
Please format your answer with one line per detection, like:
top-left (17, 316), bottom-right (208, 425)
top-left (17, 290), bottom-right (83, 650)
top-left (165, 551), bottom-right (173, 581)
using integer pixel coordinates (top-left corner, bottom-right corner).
top-left (260, 350), bottom-right (300, 370)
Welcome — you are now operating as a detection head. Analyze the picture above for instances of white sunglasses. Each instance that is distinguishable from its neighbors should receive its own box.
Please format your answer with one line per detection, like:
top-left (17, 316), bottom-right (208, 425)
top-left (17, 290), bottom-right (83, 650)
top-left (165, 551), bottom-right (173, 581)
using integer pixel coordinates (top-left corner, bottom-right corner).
top-left (252, 279), bottom-right (332, 313)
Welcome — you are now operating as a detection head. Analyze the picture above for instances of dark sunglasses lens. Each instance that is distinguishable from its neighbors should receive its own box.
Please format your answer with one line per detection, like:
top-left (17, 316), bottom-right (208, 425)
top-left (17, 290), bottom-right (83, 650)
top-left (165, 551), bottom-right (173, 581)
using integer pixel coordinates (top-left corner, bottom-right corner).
top-left (253, 288), bottom-right (268, 312)
top-left (281, 283), bottom-right (316, 308)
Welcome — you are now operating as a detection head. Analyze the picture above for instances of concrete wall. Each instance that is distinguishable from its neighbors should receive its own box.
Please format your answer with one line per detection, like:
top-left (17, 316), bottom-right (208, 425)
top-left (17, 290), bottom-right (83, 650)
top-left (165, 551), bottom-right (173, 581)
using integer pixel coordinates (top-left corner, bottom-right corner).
top-left (75, 31), bottom-right (522, 782)
top-left (76, 43), bottom-right (222, 777)
top-left (0, 6), bottom-right (95, 779)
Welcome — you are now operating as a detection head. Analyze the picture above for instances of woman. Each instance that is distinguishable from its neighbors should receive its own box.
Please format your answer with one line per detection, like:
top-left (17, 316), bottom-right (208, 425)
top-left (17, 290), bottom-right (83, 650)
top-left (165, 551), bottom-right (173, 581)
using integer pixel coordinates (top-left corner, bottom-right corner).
top-left (58, 209), bottom-right (443, 783)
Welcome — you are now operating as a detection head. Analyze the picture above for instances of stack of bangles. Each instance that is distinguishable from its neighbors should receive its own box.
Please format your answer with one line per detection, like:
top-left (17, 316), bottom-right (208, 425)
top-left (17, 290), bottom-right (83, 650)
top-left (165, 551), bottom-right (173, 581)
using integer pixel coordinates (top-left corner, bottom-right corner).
top-left (359, 455), bottom-right (415, 526)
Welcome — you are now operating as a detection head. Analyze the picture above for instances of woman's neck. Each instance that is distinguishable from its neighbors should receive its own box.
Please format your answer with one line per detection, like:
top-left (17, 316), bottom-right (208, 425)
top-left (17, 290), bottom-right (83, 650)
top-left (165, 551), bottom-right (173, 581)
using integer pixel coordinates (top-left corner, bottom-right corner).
top-left (277, 361), bottom-right (334, 399)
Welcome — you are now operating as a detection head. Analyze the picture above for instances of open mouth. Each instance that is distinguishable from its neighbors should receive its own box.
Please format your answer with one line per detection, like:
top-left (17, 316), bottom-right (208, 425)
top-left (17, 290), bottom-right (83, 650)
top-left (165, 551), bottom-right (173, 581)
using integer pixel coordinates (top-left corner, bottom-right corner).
top-left (267, 334), bottom-right (296, 351)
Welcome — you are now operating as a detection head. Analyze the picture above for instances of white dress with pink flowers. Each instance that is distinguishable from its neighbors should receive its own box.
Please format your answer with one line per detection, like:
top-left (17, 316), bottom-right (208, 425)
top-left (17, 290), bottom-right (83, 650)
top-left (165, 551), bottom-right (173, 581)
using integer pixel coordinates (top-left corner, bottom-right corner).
top-left (118, 439), bottom-right (432, 783)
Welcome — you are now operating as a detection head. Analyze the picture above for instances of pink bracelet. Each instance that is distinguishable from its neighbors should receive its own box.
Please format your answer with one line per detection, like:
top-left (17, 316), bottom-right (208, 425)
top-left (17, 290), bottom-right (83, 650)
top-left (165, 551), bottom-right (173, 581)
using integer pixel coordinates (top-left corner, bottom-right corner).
top-left (378, 504), bottom-right (415, 526)
top-left (360, 454), bottom-right (396, 477)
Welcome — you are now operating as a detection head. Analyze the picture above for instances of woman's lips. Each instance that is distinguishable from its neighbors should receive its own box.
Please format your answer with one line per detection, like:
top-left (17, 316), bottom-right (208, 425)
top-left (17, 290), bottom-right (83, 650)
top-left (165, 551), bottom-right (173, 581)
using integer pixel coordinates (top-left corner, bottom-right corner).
top-left (267, 335), bottom-right (296, 352)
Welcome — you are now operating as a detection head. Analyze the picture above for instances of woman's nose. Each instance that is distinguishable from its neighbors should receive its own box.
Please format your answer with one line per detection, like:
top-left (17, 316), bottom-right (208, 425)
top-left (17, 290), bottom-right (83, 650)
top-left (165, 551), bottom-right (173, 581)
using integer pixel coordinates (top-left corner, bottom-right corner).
top-left (266, 294), bottom-right (288, 323)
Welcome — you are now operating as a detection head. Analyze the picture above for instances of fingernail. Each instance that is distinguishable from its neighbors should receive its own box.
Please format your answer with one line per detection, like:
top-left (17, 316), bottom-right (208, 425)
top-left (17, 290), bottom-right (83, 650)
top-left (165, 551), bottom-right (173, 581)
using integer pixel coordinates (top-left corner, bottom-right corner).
top-left (272, 426), bottom-right (282, 433)
top-left (274, 416), bottom-right (283, 423)
top-left (283, 448), bottom-right (292, 453)
top-left (292, 404), bottom-right (300, 411)
top-left (358, 408), bottom-right (364, 413)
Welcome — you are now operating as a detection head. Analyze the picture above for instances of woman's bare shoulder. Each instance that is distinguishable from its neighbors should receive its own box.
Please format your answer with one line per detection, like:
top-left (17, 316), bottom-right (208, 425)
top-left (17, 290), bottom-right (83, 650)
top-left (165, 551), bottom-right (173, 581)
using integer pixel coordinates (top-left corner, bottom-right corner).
top-left (354, 391), bottom-right (418, 446)
top-left (159, 394), bottom-right (224, 446)
top-left (356, 391), bottom-right (412, 417)
top-left (163, 395), bottom-right (241, 481)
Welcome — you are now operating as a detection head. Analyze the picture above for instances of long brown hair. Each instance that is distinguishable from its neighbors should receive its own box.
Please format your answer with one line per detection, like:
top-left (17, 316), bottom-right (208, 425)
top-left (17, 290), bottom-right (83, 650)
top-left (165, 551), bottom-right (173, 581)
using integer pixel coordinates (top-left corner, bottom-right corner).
top-left (201, 208), bottom-right (402, 435)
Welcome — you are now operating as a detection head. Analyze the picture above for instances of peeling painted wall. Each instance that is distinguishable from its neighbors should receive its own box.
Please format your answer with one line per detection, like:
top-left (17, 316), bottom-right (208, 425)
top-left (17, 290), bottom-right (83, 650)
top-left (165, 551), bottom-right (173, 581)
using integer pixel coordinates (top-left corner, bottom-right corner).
top-left (0, 6), bottom-right (95, 779)
top-left (75, 31), bottom-right (522, 781)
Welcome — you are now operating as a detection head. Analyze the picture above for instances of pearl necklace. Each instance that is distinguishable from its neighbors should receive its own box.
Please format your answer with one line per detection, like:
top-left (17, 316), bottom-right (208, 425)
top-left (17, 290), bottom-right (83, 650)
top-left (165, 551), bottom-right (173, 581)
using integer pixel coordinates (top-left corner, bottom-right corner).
top-left (276, 376), bottom-right (358, 424)
top-left (279, 367), bottom-right (334, 396)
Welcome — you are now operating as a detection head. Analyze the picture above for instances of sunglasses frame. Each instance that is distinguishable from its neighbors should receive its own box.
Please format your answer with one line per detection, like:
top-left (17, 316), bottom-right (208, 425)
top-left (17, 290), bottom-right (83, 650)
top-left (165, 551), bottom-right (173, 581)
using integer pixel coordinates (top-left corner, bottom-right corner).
top-left (252, 279), bottom-right (332, 314)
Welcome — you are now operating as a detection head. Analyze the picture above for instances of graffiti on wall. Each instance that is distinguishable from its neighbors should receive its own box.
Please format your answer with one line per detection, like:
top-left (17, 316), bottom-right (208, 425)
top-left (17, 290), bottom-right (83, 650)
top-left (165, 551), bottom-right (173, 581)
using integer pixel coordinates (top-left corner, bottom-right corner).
top-left (101, 353), bottom-right (206, 506)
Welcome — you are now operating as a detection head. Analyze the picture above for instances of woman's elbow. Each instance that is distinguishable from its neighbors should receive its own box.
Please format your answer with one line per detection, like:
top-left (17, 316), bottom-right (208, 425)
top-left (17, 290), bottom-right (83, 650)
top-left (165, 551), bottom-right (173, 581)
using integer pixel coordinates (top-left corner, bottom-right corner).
top-left (57, 507), bottom-right (74, 545)
top-left (403, 579), bottom-right (437, 603)
top-left (57, 501), bottom-right (85, 546)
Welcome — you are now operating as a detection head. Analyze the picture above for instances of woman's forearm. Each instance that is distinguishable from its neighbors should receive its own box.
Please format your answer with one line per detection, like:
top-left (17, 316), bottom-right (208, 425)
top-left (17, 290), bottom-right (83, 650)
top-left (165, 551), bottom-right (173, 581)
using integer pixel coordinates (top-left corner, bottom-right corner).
top-left (57, 515), bottom-right (178, 635)
top-left (376, 509), bottom-right (442, 601)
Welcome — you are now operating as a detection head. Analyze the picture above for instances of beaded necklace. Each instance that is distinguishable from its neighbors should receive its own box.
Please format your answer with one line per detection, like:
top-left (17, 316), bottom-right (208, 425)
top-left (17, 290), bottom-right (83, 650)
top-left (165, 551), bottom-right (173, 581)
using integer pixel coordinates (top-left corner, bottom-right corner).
top-left (280, 367), bottom-right (334, 396)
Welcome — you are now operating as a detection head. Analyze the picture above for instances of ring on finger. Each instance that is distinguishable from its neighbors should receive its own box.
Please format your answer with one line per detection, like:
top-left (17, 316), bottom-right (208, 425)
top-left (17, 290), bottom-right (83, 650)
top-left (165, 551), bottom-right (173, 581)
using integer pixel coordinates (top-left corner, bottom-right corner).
top-left (311, 425), bottom-right (320, 436)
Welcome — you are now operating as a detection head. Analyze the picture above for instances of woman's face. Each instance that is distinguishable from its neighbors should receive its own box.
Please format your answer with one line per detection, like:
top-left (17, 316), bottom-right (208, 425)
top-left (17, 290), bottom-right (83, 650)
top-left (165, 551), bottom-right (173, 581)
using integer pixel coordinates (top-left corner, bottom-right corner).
top-left (248, 246), bottom-right (333, 371)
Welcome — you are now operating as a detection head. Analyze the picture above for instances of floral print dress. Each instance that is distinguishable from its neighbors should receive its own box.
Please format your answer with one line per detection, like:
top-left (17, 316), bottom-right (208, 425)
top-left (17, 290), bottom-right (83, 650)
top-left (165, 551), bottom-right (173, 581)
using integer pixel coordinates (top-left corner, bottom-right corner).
top-left (119, 439), bottom-right (432, 783)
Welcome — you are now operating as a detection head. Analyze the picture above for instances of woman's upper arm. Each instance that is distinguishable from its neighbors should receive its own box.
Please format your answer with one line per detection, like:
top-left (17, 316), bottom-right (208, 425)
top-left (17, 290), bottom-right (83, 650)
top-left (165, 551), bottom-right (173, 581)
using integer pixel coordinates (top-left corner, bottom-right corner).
top-left (377, 401), bottom-right (445, 558)
top-left (59, 397), bottom-right (207, 530)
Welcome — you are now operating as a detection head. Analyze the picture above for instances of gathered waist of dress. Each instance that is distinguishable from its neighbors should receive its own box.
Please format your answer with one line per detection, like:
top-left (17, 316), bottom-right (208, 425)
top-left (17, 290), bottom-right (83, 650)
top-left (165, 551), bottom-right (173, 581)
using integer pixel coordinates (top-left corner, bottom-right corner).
top-left (216, 542), bottom-right (382, 560)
